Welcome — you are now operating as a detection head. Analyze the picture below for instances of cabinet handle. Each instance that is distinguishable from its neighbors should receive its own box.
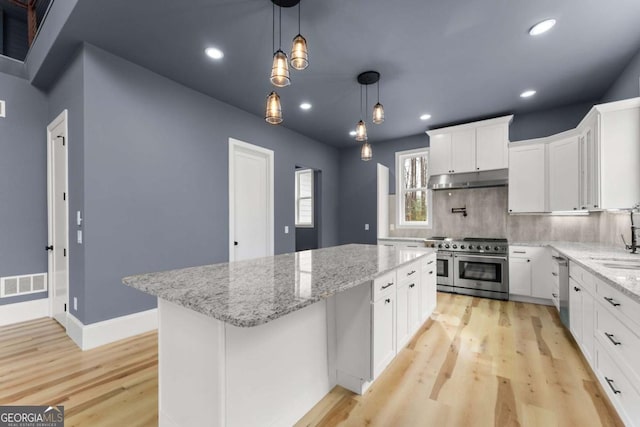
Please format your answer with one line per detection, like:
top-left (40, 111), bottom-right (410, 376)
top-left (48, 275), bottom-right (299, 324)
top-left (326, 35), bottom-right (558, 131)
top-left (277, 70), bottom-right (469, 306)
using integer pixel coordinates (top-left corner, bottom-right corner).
top-left (594, 205), bottom-right (598, 208)
top-left (427, 260), bottom-right (434, 265)
top-left (407, 270), bottom-right (416, 276)
top-left (581, 206), bottom-right (586, 210)
top-left (605, 332), bottom-right (621, 346)
top-left (381, 283), bottom-right (394, 290)
top-left (429, 271), bottom-right (434, 275)
top-left (551, 272), bottom-right (558, 277)
top-left (604, 297), bottom-right (621, 307)
top-left (552, 293), bottom-right (558, 298)
top-left (509, 209), bottom-right (513, 212)
top-left (527, 259), bottom-right (530, 263)
top-left (513, 251), bottom-right (526, 254)
top-left (605, 377), bottom-right (622, 395)
top-left (573, 207), bottom-right (577, 210)
top-left (574, 286), bottom-right (581, 292)
top-left (385, 298), bottom-right (391, 304)
top-left (409, 284), bottom-right (415, 288)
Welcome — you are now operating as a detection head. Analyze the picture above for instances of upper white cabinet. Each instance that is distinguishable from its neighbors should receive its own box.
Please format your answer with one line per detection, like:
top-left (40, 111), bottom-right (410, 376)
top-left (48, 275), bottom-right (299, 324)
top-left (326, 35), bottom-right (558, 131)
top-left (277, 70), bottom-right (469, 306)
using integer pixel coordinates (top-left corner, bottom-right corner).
top-left (427, 115), bottom-right (513, 175)
top-left (548, 136), bottom-right (581, 212)
top-left (508, 143), bottom-right (546, 213)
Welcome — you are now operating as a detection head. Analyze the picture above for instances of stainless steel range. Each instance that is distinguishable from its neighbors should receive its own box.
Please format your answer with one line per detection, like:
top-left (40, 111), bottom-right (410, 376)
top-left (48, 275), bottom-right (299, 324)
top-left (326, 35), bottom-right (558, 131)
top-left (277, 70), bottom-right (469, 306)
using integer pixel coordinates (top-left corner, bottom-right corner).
top-left (425, 237), bottom-right (509, 300)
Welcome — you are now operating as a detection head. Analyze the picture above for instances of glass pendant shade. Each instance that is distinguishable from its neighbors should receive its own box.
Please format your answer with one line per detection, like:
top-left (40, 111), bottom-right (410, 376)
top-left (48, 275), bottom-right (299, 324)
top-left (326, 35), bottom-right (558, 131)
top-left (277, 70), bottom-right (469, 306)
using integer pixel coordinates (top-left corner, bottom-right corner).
top-left (265, 91), bottom-right (283, 125)
top-left (290, 34), bottom-right (309, 70)
top-left (361, 142), bottom-right (373, 161)
top-left (373, 102), bottom-right (384, 124)
top-left (355, 120), bottom-right (367, 141)
top-left (270, 50), bottom-right (291, 87)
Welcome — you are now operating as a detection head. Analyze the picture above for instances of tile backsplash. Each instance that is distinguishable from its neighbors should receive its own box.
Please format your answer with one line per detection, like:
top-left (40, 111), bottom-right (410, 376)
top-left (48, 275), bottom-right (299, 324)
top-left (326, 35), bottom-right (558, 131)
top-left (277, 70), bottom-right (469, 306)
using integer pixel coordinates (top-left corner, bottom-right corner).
top-left (388, 187), bottom-right (631, 246)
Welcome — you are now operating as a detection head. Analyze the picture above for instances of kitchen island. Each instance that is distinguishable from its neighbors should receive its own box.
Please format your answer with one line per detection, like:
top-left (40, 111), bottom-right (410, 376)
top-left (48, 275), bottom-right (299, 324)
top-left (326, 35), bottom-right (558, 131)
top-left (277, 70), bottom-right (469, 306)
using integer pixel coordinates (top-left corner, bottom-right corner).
top-left (123, 244), bottom-right (436, 427)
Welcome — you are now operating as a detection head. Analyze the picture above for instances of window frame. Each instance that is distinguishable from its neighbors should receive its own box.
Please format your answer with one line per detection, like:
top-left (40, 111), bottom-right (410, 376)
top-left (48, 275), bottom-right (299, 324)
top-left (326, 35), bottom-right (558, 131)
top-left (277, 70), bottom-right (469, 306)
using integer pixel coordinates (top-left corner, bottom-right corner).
top-left (395, 148), bottom-right (432, 229)
top-left (295, 169), bottom-right (314, 228)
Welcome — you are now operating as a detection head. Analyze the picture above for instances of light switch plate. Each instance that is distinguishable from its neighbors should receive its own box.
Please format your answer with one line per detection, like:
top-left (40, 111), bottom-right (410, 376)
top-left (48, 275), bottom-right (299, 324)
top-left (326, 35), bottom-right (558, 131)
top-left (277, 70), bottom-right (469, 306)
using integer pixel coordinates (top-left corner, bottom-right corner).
top-left (0, 100), bottom-right (5, 118)
top-left (77, 230), bottom-right (83, 244)
top-left (284, 226), bottom-right (289, 234)
top-left (77, 211), bottom-right (83, 226)
top-left (365, 224), bottom-right (369, 231)
top-left (73, 297), bottom-right (78, 311)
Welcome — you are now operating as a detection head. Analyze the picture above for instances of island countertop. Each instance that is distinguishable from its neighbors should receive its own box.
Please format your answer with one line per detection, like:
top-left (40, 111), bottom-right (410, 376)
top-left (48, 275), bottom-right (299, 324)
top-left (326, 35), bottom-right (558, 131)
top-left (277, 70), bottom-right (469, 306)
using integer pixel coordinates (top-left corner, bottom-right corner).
top-left (123, 244), bottom-right (435, 327)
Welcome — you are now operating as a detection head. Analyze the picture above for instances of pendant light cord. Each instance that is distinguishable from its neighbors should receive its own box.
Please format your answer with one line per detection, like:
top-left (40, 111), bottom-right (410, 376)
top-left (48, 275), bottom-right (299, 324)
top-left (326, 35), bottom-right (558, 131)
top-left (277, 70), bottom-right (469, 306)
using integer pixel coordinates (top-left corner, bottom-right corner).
top-left (377, 81), bottom-right (380, 103)
top-left (272, 2), bottom-right (275, 53)
top-left (365, 85), bottom-right (369, 118)
top-left (360, 85), bottom-right (363, 119)
top-left (298, 1), bottom-right (301, 34)
top-left (279, 6), bottom-right (282, 49)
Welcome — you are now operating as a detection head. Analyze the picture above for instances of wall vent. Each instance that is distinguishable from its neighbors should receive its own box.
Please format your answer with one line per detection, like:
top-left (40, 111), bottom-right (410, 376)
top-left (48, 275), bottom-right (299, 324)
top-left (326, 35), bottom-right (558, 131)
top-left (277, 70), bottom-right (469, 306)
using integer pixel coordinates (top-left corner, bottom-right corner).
top-left (0, 100), bottom-right (5, 118)
top-left (0, 273), bottom-right (47, 298)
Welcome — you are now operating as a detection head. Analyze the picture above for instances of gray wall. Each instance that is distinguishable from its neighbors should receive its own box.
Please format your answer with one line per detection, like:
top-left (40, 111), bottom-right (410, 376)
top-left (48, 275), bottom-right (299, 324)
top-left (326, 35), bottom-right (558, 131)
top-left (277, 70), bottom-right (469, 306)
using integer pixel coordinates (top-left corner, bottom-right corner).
top-left (46, 48), bottom-right (85, 320)
top-left (337, 101), bottom-right (597, 245)
top-left (601, 47), bottom-right (640, 102)
top-left (0, 71), bottom-right (48, 305)
top-left (76, 44), bottom-right (339, 324)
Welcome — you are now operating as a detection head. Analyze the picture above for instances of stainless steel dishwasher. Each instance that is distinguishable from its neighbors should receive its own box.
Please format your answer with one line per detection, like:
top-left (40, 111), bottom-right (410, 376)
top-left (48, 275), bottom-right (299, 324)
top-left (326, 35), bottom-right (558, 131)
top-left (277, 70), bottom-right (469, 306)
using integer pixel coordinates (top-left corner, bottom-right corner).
top-left (553, 255), bottom-right (570, 328)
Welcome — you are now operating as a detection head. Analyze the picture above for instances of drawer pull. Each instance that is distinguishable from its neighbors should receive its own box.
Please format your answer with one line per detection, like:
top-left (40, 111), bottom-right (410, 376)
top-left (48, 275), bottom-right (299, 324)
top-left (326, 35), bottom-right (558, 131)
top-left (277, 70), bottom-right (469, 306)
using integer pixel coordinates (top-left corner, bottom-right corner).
top-left (552, 293), bottom-right (558, 298)
top-left (427, 260), bottom-right (434, 265)
top-left (605, 377), bottom-right (622, 395)
top-left (409, 283), bottom-right (415, 288)
top-left (605, 332), bottom-right (621, 346)
top-left (407, 270), bottom-right (416, 276)
top-left (381, 283), bottom-right (394, 290)
top-left (429, 271), bottom-right (434, 275)
top-left (574, 286), bottom-right (581, 292)
top-left (604, 297), bottom-right (621, 307)
top-left (513, 250), bottom-right (526, 254)
top-left (385, 298), bottom-right (391, 304)
top-left (551, 272), bottom-right (558, 277)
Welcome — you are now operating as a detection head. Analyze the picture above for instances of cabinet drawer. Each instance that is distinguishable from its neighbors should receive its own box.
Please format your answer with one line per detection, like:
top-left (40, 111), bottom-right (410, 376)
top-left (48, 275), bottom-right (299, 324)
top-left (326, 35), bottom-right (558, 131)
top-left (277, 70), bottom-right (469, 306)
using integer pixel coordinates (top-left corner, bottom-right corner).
top-left (421, 254), bottom-right (436, 272)
top-left (596, 279), bottom-right (640, 329)
top-left (509, 246), bottom-right (531, 257)
top-left (397, 260), bottom-right (421, 285)
top-left (372, 271), bottom-right (396, 301)
top-left (595, 340), bottom-right (640, 426)
top-left (596, 300), bottom-right (640, 386)
top-left (569, 261), bottom-right (595, 294)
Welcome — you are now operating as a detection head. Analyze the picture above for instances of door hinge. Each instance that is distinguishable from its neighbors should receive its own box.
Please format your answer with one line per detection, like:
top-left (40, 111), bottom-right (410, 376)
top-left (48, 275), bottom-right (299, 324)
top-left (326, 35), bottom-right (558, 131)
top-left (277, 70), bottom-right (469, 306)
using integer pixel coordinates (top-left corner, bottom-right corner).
top-left (63, 248), bottom-right (67, 257)
top-left (64, 303), bottom-right (67, 312)
top-left (63, 192), bottom-right (66, 201)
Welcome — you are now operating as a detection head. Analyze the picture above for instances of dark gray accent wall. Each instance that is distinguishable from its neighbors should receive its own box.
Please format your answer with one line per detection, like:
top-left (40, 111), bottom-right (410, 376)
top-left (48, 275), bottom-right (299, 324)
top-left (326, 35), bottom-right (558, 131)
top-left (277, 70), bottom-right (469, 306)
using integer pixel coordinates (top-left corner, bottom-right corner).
top-left (601, 47), bottom-right (640, 102)
top-left (46, 47), bottom-right (85, 319)
top-left (76, 44), bottom-right (339, 324)
top-left (509, 101), bottom-right (597, 142)
top-left (0, 71), bottom-right (48, 305)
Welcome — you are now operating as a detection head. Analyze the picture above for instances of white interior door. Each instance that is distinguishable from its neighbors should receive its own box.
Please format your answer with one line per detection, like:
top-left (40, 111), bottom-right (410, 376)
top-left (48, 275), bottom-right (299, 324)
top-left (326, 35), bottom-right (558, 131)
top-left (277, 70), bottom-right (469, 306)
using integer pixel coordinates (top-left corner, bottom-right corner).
top-left (229, 139), bottom-right (274, 262)
top-left (47, 111), bottom-right (69, 327)
top-left (377, 164), bottom-right (389, 239)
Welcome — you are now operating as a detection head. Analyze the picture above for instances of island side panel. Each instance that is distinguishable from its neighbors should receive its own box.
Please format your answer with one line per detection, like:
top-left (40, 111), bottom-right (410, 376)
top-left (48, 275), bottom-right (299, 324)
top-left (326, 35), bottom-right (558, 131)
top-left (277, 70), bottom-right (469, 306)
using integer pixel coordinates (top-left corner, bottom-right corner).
top-left (225, 300), bottom-right (331, 427)
top-left (159, 299), bottom-right (225, 427)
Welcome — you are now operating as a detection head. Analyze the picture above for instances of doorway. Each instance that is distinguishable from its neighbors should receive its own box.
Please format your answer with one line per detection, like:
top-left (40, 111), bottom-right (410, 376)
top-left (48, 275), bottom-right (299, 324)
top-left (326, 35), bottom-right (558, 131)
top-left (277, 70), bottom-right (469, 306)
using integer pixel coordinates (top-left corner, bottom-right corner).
top-left (228, 138), bottom-right (274, 262)
top-left (47, 110), bottom-right (69, 328)
top-left (294, 167), bottom-right (321, 252)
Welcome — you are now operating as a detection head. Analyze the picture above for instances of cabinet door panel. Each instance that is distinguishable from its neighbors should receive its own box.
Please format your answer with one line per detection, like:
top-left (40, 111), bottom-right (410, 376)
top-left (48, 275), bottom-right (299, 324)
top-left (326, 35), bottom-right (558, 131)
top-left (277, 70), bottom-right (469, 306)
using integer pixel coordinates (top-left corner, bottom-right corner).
top-left (451, 129), bottom-right (476, 173)
top-left (408, 283), bottom-right (420, 335)
top-left (429, 134), bottom-right (452, 175)
top-left (509, 257), bottom-right (532, 296)
top-left (372, 295), bottom-right (395, 377)
top-left (508, 144), bottom-right (546, 213)
top-left (531, 247), bottom-right (552, 299)
top-left (421, 257), bottom-right (437, 320)
top-left (581, 290), bottom-right (594, 364)
top-left (476, 124), bottom-right (508, 171)
top-left (549, 136), bottom-right (580, 211)
top-left (569, 278), bottom-right (583, 343)
top-left (396, 284), bottom-right (409, 350)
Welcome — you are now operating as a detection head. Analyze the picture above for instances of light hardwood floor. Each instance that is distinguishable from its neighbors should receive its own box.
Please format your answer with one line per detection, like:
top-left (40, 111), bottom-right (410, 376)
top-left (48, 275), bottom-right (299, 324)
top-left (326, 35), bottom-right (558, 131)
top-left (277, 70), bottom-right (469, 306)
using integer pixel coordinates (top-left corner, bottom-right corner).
top-left (0, 293), bottom-right (624, 427)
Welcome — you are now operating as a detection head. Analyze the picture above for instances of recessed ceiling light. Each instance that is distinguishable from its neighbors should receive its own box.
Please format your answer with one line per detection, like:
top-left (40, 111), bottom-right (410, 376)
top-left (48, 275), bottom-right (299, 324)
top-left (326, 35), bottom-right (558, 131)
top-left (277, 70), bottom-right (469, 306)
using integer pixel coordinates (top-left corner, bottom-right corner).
top-left (349, 130), bottom-right (357, 137)
top-left (300, 102), bottom-right (312, 110)
top-left (529, 19), bottom-right (556, 36)
top-left (420, 114), bottom-right (432, 121)
top-left (205, 47), bottom-right (224, 60)
top-left (520, 90), bottom-right (536, 98)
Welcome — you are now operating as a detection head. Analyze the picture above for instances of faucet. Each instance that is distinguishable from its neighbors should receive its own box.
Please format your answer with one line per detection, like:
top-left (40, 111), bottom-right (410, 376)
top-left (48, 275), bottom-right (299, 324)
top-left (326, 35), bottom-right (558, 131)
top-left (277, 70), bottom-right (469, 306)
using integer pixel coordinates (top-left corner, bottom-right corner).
top-left (621, 203), bottom-right (640, 254)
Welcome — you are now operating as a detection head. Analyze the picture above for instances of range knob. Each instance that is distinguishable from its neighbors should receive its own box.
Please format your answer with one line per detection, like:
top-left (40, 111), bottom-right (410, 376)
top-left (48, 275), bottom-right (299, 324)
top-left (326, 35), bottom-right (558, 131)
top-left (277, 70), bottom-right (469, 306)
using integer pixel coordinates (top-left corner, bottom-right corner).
top-left (468, 244), bottom-right (473, 250)
top-left (460, 245), bottom-right (466, 250)
top-left (494, 246), bottom-right (500, 251)
top-left (438, 244), bottom-right (443, 249)
top-left (485, 245), bottom-right (491, 250)
top-left (452, 244), bottom-right (458, 249)
top-left (445, 244), bottom-right (450, 249)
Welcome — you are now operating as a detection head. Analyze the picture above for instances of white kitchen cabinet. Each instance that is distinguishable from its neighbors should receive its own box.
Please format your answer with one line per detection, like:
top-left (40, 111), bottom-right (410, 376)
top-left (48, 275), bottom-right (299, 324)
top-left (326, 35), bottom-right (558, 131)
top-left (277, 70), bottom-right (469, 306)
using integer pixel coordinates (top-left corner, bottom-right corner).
top-left (371, 290), bottom-right (395, 378)
top-left (476, 123), bottom-right (509, 171)
top-left (395, 282), bottom-right (411, 350)
top-left (429, 133), bottom-right (452, 176)
top-left (509, 257), bottom-right (532, 296)
top-left (548, 136), bottom-right (580, 212)
top-left (508, 143), bottom-right (546, 213)
top-left (450, 129), bottom-right (476, 173)
top-left (426, 115), bottom-right (513, 175)
top-left (509, 246), bottom-right (552, 300)
top-left (420, 254), bottom-right (437, 320)
top-left (569, 277), bottom-right (584, 343)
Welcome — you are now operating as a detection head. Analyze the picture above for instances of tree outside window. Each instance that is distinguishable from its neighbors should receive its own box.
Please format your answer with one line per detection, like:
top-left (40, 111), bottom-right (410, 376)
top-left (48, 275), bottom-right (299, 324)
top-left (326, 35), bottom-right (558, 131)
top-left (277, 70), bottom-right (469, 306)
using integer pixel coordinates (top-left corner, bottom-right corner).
top-left (396, 148), bottom-right (431, 228)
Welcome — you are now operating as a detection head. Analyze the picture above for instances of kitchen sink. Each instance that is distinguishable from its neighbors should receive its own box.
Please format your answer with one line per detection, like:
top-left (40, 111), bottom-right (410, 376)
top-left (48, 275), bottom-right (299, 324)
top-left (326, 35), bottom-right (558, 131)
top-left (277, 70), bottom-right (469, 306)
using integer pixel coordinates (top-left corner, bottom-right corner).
top-left (589, 256), bottom-right (640, 262)
top-left (600, 261), bottom-right (640, 270)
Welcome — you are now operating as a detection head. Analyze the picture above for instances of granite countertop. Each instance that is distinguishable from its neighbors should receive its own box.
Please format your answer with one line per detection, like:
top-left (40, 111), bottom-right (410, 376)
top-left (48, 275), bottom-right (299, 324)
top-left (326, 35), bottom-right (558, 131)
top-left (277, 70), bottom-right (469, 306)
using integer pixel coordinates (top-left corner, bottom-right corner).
top-left (377, 237), bottom-right (428, 243)
top-left (123, 244), bottom-right (434, 328)
top-left (513, 241), bottom-right (640, 303)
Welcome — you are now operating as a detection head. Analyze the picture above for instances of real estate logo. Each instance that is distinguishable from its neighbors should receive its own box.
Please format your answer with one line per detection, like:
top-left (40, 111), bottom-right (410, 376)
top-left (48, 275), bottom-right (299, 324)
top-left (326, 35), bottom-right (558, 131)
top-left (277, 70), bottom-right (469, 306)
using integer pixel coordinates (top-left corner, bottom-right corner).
top-left (0, 406), bottom-right (64, 427)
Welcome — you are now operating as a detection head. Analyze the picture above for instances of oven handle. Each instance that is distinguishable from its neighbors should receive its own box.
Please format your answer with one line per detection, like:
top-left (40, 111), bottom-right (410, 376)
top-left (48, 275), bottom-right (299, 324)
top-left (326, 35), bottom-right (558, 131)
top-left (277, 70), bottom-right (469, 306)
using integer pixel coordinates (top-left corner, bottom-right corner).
top-left (454, 254), bottom-right (508, 262)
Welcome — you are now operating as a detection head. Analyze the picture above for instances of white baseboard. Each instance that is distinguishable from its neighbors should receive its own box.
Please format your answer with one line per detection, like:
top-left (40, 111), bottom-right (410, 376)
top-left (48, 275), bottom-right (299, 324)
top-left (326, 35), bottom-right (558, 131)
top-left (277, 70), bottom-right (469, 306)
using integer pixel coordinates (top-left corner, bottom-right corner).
top-left (67, 309), bottom-right (158, 351)
top-left (0, 298), bottom-right (50, 326)
top-left (509, 294), bottom-right (554, 306)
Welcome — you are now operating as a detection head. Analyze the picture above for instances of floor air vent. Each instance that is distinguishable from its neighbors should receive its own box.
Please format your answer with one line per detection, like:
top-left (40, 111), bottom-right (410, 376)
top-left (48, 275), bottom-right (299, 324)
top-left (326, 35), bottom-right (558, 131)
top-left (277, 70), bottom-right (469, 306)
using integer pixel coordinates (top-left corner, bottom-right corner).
top-left (1, 273), bottom-right (47, 298)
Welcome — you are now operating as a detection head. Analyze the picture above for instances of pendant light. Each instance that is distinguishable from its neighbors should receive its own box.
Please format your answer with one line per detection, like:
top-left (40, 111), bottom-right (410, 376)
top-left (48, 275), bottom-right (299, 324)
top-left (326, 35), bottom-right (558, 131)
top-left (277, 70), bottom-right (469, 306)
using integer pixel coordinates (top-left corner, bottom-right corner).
top-left (270, 4), bottom-right (290, 87)
top-left (361, 140), bottom-right (373, 161)
top-left (355, 85), bottom-right (367, 141)
top-left (372, 80), bottom-right (384, 124)
top-left (265, 91), bottom-right (283, 124)
top-left (290, 1), bottom-right (308, 70)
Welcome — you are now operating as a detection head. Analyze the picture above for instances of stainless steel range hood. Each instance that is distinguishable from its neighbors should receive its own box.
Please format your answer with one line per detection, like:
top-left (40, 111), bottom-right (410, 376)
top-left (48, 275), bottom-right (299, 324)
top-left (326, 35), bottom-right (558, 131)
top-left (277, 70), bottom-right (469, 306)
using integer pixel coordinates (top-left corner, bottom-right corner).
top-left (428, 169), bottom-right (508, 190)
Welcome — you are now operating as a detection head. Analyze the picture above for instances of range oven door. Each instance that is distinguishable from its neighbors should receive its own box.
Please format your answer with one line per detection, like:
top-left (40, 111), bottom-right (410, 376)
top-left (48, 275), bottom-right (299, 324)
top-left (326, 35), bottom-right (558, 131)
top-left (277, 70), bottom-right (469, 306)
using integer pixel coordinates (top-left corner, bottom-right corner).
top-left (453, 254), bottom-right (508, 294)
top-left (436, 252), bottom-right (453, 289)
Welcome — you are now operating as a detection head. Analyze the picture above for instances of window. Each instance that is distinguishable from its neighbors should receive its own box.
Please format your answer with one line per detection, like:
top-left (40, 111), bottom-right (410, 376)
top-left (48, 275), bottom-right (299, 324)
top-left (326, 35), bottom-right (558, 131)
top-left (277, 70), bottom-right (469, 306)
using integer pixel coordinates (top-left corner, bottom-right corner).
top-left (295, 169), bottom-right (314, 227)
top-left (396, 148), bottom-right (432, 228)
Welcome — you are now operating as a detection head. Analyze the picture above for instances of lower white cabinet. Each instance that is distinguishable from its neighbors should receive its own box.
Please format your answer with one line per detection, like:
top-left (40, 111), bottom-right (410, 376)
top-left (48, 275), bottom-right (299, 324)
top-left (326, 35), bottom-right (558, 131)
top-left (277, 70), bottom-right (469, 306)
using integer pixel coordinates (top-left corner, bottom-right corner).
top-left (335, 254), bottom-right (436, 394)
top-left (508, 246), bottom-right (552, 300)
